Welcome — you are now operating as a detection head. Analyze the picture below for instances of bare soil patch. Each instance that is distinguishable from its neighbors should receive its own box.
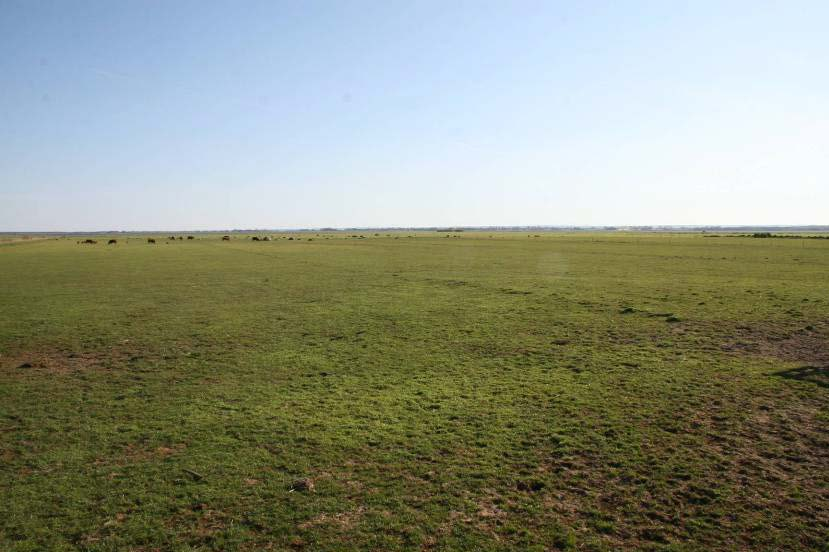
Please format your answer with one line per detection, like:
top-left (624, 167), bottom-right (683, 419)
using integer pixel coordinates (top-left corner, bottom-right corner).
top-left (0, 345), bottom-right (157, 376)
top-left (298, 506), bottom-right (365, 530)
top-left (719, 319), bottom-right (829, 365)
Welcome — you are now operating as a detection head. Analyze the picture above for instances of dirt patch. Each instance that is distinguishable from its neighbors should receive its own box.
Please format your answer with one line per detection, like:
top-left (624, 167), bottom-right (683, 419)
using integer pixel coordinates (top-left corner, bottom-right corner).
top-left (95, 443), bottom-right (186, 467)
top-left (298, 506), bottom-right (365, 530)
top-left (1, 350), bottom-right (102, 375)
top-left (718, 319), bottom-right (829, 365)
top-left (164, 505), bottom-right (230, 539)
top-left (0, 346), bottom-right (155, 376)
top-left (192, 509), bottom-right (229, 538)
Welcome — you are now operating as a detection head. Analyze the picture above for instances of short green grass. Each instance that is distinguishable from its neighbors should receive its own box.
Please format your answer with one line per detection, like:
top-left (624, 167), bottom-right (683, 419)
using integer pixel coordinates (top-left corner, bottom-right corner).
top-left (1, 233), bottom-right (827, 551)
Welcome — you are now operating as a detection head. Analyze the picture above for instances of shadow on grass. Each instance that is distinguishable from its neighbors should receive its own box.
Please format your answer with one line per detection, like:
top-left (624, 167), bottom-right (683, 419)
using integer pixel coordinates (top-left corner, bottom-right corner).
top-left (773, 365), bottom-right (829, 388)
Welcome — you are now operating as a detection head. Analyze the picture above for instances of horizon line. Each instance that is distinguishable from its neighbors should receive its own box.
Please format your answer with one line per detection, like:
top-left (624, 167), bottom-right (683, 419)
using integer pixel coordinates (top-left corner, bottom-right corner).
top-left (3, 224), bottom-right (829, 235)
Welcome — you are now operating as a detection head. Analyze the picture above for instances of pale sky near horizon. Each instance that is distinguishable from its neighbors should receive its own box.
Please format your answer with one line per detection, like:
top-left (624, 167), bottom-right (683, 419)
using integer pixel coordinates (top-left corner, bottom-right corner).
top-left (1, 1), bottom-right (827, 231)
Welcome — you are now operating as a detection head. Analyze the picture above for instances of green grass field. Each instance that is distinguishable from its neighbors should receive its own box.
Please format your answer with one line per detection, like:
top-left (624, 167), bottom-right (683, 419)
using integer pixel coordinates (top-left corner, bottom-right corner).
top-left (1, 233), bottom-right (827, 551)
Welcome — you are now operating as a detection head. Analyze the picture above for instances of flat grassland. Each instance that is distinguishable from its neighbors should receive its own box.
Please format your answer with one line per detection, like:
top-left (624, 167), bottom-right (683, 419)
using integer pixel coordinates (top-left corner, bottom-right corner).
top-left (1, 233), bottom-right (827, 551)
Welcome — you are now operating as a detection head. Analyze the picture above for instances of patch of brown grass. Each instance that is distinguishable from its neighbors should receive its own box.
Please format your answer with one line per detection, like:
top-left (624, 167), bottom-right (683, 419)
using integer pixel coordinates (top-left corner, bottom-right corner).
top-left (0, 345), bottom-right (151, 376)
top-left (719, 319), bottom-right (829, 365)
top-left (94, 443), bottom-right (186, 467)
top-left (298, 506), bottom-right (365, 530)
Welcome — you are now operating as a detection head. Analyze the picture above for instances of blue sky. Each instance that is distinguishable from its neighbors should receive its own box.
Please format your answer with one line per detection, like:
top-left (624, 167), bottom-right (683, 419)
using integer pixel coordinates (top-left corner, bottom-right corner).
top-left (1, 1), bottom-right (827, 230)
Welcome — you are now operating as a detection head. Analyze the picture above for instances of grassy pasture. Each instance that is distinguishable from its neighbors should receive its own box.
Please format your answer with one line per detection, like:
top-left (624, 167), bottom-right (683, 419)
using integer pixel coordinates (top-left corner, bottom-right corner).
top-left (1, 233), bottom-right (827, 551)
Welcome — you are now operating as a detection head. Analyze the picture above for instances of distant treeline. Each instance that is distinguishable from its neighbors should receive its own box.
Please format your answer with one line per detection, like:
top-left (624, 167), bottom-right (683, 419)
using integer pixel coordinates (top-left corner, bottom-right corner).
top-left (748, 233), bottom-right (829, 239)
top-left (702, 233), bottom-right (829, 239)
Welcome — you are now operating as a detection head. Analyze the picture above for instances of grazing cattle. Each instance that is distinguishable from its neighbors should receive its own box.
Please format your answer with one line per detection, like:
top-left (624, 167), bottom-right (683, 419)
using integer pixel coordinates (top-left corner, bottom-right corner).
top-left (148, 238), bottom-right (156, 244)
top-left (252, 236), bottom-right (260, 241)
top-left (187, 235), bottom-right (195, 240)
top-left (82, 239), bottom-right (97, 244)
top-left (168, 236), bottom-right (176, 241)
top-left (108, 239), bottom-right (117, 245)
top-left (178, 236), bottom-right (183, 240)
top-left (262, 236), bottom-right (271, 241)
top-left (222, 235), bottom-right (230, 241)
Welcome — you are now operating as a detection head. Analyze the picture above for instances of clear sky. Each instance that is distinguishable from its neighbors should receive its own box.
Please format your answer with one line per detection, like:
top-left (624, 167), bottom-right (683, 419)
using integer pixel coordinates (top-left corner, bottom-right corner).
top-left (1, 1), bottom-right (827, 231)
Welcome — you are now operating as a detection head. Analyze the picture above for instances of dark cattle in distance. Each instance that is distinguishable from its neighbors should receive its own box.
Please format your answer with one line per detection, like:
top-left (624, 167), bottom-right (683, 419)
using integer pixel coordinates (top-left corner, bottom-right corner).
top-left (222, 236), bottom-right (230, 241)
top-left (108, 239), bottom-right (117, 245)
top-left (187, 236), bottom-right (195, 240)
top-left (148, 238), bottom-right (156, 244)
top-left (82, 239), bottom-right (97, 244)
top-left (252, 236), bottom-right (260, 241)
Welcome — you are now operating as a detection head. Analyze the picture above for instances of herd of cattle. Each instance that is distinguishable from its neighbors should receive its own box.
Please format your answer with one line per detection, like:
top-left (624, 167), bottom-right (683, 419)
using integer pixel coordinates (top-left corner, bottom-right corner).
top-left (76, 235), bottom-right (273, 245)
top-left (79, 236), bottom-right (197, 245)
top-left (76, 234), bottom-right (350, 246)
